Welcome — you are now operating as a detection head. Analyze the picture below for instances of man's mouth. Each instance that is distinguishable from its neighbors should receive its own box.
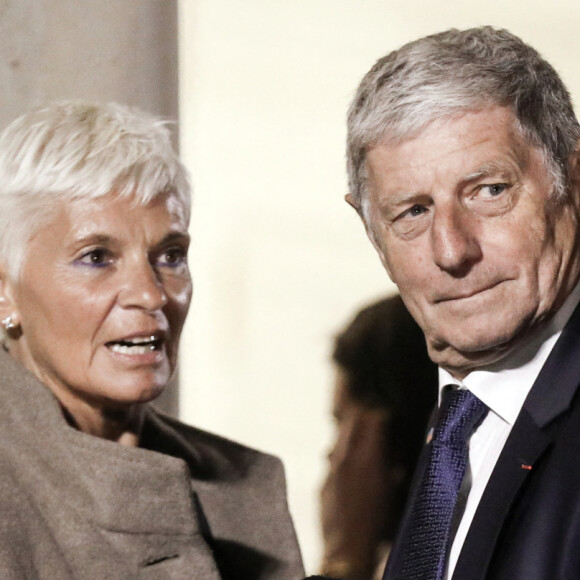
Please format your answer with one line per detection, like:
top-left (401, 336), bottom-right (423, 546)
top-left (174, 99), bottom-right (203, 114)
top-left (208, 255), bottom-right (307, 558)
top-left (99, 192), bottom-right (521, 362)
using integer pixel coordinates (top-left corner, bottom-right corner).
top-left (106, 335), bottom-right (163, 355)
top-left (435, 281), bottom-right (504, 303)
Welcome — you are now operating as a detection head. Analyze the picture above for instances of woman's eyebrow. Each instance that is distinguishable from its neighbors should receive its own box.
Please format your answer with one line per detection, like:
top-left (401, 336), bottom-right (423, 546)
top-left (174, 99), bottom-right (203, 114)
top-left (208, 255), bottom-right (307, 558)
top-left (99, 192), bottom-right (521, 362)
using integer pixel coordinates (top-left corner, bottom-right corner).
top-left (70, 233), bottom-right (117, 247)
top-left (158, 231), bottom-right (190, 245)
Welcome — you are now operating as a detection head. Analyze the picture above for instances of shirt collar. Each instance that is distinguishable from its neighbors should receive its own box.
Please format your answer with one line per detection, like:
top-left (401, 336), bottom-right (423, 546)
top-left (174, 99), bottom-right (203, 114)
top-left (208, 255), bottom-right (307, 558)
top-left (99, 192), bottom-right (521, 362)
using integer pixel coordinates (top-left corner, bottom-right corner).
top-left (439, 281), bottom-right (580, 425)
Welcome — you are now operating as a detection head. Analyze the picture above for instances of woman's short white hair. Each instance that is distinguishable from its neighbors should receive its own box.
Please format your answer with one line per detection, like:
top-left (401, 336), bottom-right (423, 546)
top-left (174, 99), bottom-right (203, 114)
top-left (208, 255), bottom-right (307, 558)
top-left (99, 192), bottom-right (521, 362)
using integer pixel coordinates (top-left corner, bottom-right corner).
top-left (0, 101), bottom-right (191, 280)
top-left (347, 26), bottom-right (580, 210)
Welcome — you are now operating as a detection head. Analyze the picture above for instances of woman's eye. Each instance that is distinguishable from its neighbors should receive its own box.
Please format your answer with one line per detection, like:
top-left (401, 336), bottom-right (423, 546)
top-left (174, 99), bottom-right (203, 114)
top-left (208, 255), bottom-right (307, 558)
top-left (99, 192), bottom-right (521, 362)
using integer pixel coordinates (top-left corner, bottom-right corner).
top-left (158, 247), bottom-right (187, 268)
top-left (76, 249), bottom-right (112, 268)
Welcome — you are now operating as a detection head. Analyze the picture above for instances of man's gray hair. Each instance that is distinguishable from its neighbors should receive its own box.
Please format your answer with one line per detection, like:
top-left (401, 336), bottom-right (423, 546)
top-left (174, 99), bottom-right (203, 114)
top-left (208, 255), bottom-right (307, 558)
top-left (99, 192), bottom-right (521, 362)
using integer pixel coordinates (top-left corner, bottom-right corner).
top-left (347, 26), bottom-right (580, 207)
top-left (0, 101), bottom-right (191, 280)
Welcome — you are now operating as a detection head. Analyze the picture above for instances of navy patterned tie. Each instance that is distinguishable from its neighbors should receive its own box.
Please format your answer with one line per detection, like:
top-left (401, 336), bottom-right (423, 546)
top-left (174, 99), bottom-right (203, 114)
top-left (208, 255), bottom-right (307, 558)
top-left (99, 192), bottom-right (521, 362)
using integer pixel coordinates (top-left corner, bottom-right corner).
top-left (387, 388), bottom-right (488, 580)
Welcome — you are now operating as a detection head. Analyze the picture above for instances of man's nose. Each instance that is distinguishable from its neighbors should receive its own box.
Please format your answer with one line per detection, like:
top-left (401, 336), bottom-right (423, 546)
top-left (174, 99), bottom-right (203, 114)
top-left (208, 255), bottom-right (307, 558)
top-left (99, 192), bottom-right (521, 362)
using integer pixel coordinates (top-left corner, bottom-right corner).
top-left (119, 261), bottom-right (168, 311)
top-left (430, 203), bottom-right (482, 275)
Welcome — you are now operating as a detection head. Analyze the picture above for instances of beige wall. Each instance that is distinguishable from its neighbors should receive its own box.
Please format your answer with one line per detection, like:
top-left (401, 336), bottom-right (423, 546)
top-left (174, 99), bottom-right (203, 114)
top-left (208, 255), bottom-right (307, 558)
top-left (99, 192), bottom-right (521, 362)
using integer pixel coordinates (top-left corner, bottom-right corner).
top-left (0, 1), bottom-right (178, 129)
top-left (178, 0), bottom-right (580, 573)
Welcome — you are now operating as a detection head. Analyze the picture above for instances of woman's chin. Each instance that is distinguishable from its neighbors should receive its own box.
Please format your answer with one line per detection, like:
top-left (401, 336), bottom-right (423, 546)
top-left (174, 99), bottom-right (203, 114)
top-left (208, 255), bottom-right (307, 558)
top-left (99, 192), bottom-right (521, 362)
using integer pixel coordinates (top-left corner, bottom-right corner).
top-left (107, 380), bottom-right (168, 406)
top-left (76, 370), bottom-right (171, 411)
top-left (90, 356), bottom-right (173, 406)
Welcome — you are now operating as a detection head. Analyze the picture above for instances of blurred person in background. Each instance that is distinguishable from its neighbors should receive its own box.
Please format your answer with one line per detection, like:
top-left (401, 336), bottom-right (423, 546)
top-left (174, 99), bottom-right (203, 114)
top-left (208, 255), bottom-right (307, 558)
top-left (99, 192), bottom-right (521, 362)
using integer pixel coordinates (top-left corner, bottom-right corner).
top-left (0, 101), bottom-right (303, 580)
top-left (320, 295), bottom-right (437, 579)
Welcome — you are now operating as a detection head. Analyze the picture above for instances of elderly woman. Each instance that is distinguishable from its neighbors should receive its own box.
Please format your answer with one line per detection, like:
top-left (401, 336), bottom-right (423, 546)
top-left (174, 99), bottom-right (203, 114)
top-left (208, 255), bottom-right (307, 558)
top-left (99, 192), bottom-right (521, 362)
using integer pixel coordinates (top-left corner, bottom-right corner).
top-left (0, 102), bottom-right (303, 580)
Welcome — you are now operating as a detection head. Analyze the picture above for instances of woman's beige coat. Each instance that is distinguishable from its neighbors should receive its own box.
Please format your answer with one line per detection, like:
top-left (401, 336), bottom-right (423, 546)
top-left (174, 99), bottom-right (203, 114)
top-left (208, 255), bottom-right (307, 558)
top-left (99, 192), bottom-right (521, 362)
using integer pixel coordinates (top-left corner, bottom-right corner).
top-left (0, 348), bottom-right (304, 579)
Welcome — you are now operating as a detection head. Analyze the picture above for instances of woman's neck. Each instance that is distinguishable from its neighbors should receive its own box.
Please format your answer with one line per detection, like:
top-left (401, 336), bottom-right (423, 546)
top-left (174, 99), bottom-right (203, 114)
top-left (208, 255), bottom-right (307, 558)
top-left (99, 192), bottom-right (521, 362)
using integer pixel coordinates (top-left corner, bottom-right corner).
top-left (60, 400), bottom-right (145, 446)
top-left (5, 339), bottom-right (146, 446)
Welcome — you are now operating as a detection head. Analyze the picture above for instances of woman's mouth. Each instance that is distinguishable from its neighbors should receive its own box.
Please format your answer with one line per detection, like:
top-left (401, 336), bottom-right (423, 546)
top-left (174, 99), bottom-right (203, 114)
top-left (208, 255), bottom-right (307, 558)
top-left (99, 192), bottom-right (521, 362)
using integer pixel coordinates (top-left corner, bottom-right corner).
top-left (106, 335), bottom-right (162, 355)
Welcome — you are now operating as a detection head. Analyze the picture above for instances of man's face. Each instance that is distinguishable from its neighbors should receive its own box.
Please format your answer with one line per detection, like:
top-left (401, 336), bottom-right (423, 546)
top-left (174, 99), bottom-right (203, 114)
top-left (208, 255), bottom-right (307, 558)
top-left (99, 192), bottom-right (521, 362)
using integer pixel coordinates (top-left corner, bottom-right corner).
top-left (357, 107), bottom-right (580, 377)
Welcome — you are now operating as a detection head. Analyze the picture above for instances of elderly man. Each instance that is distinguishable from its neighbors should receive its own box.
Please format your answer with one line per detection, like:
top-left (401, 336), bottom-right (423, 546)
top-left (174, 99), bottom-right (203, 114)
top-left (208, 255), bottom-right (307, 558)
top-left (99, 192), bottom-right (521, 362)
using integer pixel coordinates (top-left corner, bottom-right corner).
top-left (344, 26), bottom-right (580, 580)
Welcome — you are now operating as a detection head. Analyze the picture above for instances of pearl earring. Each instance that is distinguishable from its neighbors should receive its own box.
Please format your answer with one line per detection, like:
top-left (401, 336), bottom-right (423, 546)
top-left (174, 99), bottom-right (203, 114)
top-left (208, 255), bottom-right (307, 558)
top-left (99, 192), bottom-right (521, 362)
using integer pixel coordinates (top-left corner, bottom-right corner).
top-left (1, 316), bottom-right (16, 330)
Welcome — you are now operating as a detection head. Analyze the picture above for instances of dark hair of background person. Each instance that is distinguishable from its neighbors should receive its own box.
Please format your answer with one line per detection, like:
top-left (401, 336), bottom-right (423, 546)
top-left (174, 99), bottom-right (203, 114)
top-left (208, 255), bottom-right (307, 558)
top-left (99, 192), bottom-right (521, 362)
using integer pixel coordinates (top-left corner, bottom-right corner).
top-left (332, 293), bottom-right (438, 537)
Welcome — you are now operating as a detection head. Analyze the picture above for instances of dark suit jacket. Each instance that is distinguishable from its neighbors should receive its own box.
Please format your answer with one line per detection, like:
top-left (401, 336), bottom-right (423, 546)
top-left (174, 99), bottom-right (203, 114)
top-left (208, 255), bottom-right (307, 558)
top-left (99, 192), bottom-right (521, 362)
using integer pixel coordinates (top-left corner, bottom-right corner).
top-left (0, 348), bottom-right (304, 579)
top-left (383, 302), bottom-right (580, 579)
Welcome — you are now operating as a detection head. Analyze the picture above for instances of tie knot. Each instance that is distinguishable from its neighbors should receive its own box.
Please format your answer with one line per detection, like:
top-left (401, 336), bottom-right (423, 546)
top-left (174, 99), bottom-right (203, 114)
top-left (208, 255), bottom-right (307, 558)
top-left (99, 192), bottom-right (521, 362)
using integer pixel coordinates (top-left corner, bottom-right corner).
top-left (433, 388), bottom-right (488, 445)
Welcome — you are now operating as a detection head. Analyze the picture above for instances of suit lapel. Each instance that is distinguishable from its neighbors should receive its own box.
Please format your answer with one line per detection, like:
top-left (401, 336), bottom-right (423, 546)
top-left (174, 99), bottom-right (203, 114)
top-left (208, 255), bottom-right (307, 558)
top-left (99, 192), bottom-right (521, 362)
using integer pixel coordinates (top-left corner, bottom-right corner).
top-left (453, 301), bottom-right (580, 579)
top-left (452, 410), bottom-right (551, 579)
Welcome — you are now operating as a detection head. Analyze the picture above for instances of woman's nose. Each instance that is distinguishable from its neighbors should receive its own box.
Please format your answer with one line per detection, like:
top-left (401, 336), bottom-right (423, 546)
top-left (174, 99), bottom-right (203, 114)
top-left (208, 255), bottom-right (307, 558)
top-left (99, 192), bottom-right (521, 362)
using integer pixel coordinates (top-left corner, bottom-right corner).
top-left (118, 261), bottom-right (168, 311)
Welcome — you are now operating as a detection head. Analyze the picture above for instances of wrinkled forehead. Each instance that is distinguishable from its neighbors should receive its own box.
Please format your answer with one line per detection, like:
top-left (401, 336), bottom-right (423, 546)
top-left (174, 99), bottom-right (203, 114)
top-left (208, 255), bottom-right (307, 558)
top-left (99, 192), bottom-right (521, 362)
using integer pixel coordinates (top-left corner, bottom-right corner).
top-left (373, 104), bottom-right (521, 150)
top-left (26, 188), bottom-right (190, 252)
top-left (362, 106), bottom-right (536, 193)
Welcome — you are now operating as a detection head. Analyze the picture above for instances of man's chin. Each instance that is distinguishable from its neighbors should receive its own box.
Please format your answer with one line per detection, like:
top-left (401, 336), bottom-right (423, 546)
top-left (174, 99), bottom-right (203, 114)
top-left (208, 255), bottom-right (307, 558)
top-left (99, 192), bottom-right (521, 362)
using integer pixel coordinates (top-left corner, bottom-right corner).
top-left (426, 334), bottom-right (520, 379)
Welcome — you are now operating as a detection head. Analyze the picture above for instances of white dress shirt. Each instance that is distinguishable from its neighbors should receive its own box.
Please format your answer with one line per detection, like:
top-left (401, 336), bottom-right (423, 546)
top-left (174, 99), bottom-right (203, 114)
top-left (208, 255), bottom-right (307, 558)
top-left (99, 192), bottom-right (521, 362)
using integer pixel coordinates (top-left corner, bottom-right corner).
top-left (439, 282), bottom-right (580, 579)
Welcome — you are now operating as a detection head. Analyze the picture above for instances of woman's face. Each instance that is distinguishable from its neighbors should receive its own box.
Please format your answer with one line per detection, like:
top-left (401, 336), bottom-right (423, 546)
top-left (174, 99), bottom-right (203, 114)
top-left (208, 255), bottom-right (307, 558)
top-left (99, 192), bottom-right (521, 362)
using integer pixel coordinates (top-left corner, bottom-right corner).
top-left (3, 192), bottom-right (192, 411)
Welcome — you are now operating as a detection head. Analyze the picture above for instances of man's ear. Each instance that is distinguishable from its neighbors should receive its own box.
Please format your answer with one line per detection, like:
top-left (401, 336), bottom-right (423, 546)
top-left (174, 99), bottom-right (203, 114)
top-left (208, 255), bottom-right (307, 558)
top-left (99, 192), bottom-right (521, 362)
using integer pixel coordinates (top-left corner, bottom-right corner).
top-left (344, 193), bottom-right (361, 214)
top-left (345, 195), bottom-right (395, 283)
top-left (564, 142), bottom-right (580, 218)
top-left (345, 192), bottom-right (379, 248)
top-left (365, 230), bottom-right (395, 282)
top-left (569, 140), bottom-right (580, 187)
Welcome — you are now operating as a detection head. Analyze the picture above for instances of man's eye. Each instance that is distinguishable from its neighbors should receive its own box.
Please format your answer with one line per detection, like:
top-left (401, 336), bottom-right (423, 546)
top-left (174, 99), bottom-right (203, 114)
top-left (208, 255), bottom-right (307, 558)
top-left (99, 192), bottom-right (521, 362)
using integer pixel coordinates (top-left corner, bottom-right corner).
top-left (481, 183), bottom-right (508, 197)
top-left (390, 204), bottom-right (430, 239)
top-left (402, 204), bottom-right (428, 219)
top-left (76, 249), bottom-right (112, 268)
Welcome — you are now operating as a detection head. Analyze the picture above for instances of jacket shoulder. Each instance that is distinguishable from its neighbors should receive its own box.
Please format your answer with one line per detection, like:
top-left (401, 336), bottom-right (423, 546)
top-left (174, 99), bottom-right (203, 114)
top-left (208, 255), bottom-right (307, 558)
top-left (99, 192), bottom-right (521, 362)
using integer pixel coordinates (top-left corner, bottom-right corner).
top-left (142, 407), bottom-right (305, 580)
top-left (142, 406), bottom-right (285, 483)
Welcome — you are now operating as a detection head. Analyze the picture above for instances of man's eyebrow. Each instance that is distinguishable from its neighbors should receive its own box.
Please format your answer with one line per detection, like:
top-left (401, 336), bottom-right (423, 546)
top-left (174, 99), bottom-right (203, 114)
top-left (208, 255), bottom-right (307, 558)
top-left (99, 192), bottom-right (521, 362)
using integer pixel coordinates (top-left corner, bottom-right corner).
top-left (461, 161), bottom-right (516, 184)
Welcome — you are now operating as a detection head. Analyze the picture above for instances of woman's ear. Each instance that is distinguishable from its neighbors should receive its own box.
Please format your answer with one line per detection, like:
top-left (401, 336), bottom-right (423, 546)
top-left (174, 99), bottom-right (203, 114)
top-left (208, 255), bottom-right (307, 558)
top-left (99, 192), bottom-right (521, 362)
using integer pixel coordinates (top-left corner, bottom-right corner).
top-left (0, 267), bottom-right (20, 334)
top-left (0, 268), bottom-right (12, 315)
